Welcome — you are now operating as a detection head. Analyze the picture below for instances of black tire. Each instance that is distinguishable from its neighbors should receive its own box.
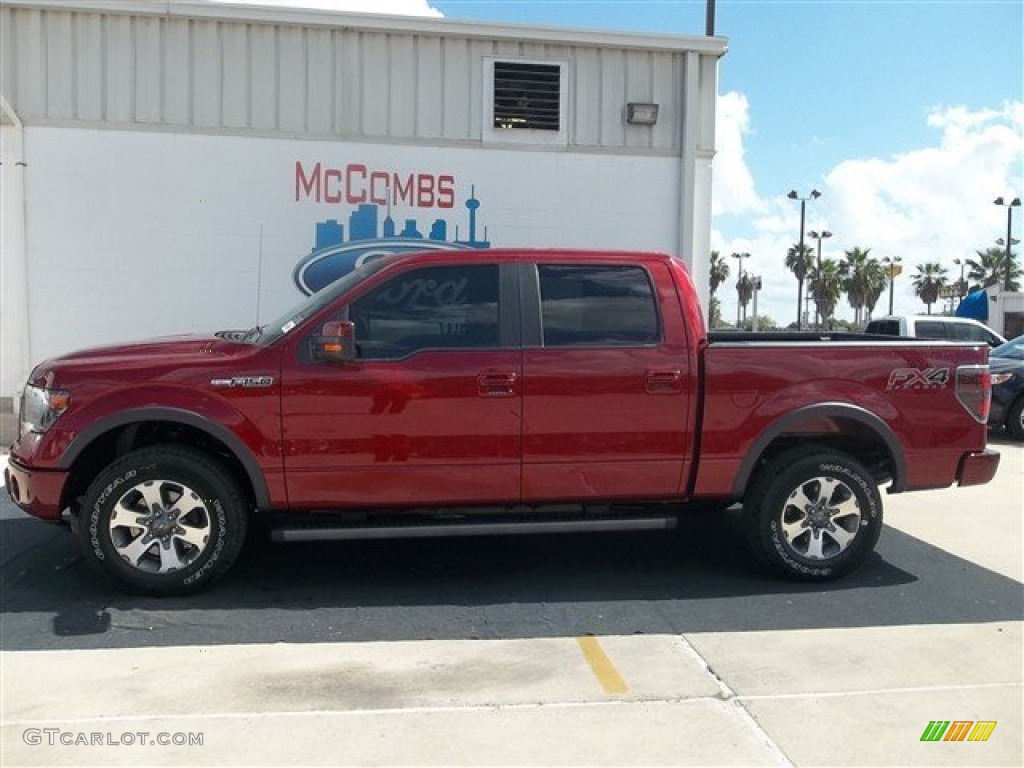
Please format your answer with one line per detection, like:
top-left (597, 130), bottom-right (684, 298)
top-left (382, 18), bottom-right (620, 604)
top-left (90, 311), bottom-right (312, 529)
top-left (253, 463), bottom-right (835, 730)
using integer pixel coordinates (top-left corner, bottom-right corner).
top-left (76, 445), bottom-right (249, 595)
top-left (1006, 397), bottom-right (1024, 441)
top-left (744, 448), bottom-right (883, 580)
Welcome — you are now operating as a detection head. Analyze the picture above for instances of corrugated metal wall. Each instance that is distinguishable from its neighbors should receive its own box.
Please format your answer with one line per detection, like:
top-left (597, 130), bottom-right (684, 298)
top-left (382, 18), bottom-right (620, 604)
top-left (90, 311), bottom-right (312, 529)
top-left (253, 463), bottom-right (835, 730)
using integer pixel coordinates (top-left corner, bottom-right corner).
top-left (0, 5), bottom-right (689, 152)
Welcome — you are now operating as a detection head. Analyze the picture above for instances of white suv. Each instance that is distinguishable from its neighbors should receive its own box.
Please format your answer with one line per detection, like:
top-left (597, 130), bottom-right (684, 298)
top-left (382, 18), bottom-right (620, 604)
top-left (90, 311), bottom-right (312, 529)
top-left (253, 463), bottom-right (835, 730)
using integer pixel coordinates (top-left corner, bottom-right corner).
top-left (865, 315), bottom-right (1007, 347)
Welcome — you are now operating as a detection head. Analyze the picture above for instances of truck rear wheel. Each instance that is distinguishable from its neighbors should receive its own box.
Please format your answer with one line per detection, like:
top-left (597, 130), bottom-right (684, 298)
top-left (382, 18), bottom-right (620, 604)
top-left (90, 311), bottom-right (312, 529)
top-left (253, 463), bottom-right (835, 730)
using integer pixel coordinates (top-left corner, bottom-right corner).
top-left (76, 446), bottom-right (248, 595)
top-left (745, 448), bottom-right (882, 580)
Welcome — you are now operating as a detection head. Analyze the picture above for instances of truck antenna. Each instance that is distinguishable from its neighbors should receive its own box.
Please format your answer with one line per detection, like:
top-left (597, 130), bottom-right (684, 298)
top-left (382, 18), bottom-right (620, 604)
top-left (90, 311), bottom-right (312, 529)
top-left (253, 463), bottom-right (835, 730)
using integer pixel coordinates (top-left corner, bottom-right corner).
top-left (255, 222), bottom-right (264, 324)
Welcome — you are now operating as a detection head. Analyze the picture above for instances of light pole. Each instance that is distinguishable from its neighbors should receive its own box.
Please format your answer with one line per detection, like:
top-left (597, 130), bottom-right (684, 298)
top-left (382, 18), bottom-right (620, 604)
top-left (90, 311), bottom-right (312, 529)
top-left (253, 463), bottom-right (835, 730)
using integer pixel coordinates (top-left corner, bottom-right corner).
top-left (883, 255), bottom-right (902, 315)
top-left (788, 189), bottom-right (821, 329)
top-left (732, 252), bottom-right (750, 327)
top-left (953, 257), bottom-right (967, 300)
top-left (996, 236), bottom-right (1020, 290)
top-left (807, 230), bottom-right (832, 329)
top-left (994, 197), bottom-right (1021, 291)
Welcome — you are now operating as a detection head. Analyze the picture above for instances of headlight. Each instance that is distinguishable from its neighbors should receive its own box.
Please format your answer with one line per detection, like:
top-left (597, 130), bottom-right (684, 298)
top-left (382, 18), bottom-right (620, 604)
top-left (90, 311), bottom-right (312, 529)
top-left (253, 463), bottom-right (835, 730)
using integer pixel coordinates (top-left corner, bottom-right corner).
top-left (19, 384), bottom-right (71, 437)
top-left (991, 372), bottom-right (1015, 385)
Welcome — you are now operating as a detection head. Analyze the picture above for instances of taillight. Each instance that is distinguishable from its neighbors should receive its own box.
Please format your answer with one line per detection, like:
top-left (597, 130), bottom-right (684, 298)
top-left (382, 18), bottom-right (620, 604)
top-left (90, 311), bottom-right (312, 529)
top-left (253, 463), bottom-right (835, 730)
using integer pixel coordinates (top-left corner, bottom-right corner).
top-left (955, 365), bottom-right (991, 424)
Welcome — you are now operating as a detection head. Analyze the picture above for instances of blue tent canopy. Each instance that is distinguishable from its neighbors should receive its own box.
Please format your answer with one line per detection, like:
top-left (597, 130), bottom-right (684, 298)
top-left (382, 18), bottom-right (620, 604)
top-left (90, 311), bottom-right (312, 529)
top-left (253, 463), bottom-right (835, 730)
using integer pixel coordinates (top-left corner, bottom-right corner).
top-left (955, 290), bottom-right (989, 322)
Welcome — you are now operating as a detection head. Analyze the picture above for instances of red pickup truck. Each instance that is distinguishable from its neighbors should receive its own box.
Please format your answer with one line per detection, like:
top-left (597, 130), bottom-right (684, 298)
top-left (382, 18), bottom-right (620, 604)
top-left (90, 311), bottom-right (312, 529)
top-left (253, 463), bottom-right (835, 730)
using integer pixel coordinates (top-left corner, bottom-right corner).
top-left (6, 250), bottom-right (999, 594)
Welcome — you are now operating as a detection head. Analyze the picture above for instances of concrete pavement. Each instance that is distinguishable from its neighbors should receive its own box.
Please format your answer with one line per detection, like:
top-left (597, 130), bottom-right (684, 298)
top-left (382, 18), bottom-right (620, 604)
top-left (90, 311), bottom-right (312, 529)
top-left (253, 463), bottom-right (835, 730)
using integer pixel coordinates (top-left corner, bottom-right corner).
top-left (1, 439), bottom-right (1021, 765)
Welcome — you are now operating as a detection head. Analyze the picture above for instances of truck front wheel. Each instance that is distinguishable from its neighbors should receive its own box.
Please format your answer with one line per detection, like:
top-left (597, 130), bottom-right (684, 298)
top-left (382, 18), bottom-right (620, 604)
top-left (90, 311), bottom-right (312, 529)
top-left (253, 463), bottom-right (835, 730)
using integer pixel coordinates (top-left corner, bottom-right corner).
top-left (745, 449), bottom-right (882, 580)
top-left (76, 446), bottom-right (248, 595)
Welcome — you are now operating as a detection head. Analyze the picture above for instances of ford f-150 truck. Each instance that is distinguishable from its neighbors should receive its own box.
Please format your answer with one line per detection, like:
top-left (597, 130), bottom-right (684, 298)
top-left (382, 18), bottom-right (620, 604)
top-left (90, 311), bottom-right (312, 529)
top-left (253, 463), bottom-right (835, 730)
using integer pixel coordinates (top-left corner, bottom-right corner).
top-left (6, 250), bottom-right (1000, 594)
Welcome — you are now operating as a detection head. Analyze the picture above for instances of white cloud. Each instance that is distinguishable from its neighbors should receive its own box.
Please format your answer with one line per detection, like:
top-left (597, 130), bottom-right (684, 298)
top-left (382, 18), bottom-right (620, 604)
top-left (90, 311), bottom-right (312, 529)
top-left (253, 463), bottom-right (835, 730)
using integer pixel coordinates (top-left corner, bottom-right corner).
top-left (206, 0), bottom-right (443, 17)
top-left (712, 91), bottom-right (762, 216)
top-left (712, 100), bottom-right (1023, 327)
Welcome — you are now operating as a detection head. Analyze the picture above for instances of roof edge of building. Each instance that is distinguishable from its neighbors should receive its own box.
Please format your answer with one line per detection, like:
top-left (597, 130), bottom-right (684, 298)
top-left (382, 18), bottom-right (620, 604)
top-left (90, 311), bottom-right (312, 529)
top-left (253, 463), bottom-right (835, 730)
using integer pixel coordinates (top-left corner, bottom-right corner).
top-left (1, 0), bottom-right (729, 54)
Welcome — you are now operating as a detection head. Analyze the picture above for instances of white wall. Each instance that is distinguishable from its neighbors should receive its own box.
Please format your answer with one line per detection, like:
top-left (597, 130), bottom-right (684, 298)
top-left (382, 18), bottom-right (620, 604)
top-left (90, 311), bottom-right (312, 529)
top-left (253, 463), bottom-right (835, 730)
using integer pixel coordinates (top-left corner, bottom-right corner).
top-left (25, 127), bottom-right (681, 363)
top-left (1, 118), bottom-right (30, 401)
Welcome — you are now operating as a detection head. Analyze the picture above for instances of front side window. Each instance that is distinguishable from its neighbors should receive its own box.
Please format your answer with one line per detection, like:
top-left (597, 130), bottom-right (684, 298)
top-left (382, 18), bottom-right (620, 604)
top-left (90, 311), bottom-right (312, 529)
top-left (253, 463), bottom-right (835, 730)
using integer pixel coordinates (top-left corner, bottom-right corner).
top-left (538, 265), bottom-right (660, 347)
top-left (348, 265), bottom-right (499, 359)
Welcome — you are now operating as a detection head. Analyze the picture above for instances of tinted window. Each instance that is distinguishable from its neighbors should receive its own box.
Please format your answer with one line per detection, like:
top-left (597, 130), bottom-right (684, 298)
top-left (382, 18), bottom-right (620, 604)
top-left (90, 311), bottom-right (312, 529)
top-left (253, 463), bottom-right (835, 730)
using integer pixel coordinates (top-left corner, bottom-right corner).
top-left (538, 265), bottom-right (659, 347)
top-left (867, 320), bottom-right (899, 335)
top-left (349, 265), bottom-right (499, 359)
top-left (915, 321), bottom-right (947, 339)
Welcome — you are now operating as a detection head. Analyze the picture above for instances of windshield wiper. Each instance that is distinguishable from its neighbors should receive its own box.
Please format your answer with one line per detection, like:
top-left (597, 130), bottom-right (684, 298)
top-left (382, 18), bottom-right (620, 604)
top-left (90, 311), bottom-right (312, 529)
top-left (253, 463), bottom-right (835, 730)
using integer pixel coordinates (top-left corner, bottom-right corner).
top-left (241, 325), bottom-right (265, 343)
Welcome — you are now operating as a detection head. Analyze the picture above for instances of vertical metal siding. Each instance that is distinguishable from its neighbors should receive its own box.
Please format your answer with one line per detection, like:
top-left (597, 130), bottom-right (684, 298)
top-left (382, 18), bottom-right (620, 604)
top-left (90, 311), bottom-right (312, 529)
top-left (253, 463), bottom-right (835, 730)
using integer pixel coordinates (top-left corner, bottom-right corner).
top-left (276, 26), bottom-right (306, 132)
top-left (598, 49), bottom-right (626, 147)
top-left (306, 28), bottom-right (333, 134)
top-left (44, 11), bottom-right (72, 119)
top-left (360, 32), bottom-right (388, 136)
top-left (163, 18), bottom-right (191, 125)
top-left (249, 24), bottom-right (275, 131)
top-left (73, 14), bottom-right (102, 121)
top-left (221, 23), bottom-right (248, 128)
top-left (416, 35), bottom-right (442, 139)
top-left (193, 20), bottom-right (221, 128)
top-left (135, 16), bottom-right (162, 123)
top-left (0, 6), bottom-right (690, 152)
top-left (104, 14), bottom-right (133, 123)
top-left (439, 37), bottom-right (465, 140)
top-left (13, 10), bottom-right (45, 116)
top-left (336, 30), bottom-right (361, 136)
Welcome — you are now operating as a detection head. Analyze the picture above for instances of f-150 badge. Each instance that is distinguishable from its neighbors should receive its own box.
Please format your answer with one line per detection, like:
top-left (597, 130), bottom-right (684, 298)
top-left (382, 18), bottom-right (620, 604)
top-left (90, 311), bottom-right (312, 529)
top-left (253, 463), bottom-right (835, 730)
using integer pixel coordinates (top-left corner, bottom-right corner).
top-left (886, 367), bottom-right (950, 391)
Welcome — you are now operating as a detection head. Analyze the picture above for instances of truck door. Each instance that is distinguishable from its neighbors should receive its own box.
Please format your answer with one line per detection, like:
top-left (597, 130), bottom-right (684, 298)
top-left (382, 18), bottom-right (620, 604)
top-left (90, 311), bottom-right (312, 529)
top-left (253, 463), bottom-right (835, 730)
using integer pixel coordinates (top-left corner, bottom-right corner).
top-left (521, 261), bottom-right (693, 501)
top-left (281, 262), bottom-right (522, 508)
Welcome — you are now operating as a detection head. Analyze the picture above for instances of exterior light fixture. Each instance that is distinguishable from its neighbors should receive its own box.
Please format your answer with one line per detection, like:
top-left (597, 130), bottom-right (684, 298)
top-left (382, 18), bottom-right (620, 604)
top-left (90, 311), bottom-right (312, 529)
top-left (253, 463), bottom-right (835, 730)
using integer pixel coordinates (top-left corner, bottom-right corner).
top-left (994, 196), bottom-right (1022, 291)
top-left (788, 189), bottom-right (822, 329)
top-left (626, 103), bottom-right (659, 125)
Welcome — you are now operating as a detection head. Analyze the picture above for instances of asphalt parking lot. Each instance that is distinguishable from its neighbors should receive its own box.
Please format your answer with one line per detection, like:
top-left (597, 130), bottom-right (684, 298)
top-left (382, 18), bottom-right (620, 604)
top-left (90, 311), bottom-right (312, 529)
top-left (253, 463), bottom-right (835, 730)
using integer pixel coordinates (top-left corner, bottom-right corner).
top-left (1, 434), bottom-right (1021, 766)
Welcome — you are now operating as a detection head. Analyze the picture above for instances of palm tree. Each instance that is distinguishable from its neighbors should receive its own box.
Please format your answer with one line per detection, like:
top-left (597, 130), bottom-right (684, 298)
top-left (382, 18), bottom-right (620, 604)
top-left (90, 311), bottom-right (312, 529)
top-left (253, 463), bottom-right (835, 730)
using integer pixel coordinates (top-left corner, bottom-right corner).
top-left (840, 247), bottom-right (873, 326)
top-left (912, 262), bottom-right (949, 315)
top-left (786, 243), bottom-right (814, 329)
top-left (808, 259), bottom-right (843, 329)
top-left (862, 260), bottom-right (889, 322)
top-left (966, 247), bottom-right (1022, 292)
top-left (708, 251), bottom-right (730, 325)
top-left (737, 273), bottom-right (755, 324)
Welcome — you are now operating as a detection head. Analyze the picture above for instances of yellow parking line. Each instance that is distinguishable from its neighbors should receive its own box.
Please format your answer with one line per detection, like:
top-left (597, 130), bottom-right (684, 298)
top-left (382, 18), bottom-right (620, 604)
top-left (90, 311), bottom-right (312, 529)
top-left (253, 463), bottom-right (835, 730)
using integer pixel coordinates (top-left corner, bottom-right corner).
top-left (576, 636), bottom-right (629, 695)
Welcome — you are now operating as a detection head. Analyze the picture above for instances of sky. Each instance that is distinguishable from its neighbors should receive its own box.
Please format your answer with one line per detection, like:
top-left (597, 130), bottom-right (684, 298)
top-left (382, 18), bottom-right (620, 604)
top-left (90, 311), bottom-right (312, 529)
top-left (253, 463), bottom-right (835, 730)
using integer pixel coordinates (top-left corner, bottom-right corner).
top-left (211, 0), bottom-right (1024, 325)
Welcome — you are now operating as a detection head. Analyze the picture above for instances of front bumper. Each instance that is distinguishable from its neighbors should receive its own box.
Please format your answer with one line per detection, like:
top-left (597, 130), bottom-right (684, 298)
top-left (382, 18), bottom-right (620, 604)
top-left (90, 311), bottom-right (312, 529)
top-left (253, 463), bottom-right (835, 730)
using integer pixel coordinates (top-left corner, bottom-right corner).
top-left (956, 449), bottom-right (1001, 487)
top-left (4, 457), bottom-right (68, 520)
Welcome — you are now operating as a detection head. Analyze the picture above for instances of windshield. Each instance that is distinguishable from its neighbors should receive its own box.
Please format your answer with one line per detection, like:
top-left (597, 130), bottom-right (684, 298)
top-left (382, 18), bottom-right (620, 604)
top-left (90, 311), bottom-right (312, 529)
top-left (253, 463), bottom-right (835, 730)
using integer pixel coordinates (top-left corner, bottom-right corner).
top-left (992, 335), bottom-right (1024, 361)
top-left (254, 257), bottom-right (398, 346)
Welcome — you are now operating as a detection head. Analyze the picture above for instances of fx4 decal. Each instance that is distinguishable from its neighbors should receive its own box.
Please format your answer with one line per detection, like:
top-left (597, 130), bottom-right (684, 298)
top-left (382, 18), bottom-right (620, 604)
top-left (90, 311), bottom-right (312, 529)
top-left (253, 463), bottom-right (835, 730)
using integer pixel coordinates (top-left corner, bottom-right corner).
top-left (886, 367), bottom-right (951, 391)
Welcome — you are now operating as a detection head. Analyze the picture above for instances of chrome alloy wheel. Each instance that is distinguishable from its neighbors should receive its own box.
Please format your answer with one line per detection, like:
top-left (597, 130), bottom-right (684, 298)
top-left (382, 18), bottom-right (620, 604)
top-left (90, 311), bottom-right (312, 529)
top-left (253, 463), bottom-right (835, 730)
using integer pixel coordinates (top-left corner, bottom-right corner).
top-left (108, 479), bottom-right (212, 573)
top-left (780, 476), bottom-right (863, 561)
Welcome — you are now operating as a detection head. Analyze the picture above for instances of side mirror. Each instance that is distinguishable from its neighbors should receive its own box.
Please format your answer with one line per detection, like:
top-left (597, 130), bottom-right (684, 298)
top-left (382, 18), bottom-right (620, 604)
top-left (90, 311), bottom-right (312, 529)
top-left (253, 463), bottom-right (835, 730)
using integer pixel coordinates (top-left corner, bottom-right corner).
top-left (313, 321), bottom-right (357, 363)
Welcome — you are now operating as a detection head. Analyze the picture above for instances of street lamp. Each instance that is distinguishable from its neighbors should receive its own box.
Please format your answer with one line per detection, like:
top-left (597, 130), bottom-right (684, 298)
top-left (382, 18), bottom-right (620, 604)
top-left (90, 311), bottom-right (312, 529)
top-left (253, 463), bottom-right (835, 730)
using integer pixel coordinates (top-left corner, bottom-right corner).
top-left (732, 252), bottom-right (750, 327)
top-left (994, 197), bottom-right (1021, 291)
top-left (788, 189), bottom-right (821, 329)
top-left (807, 230), bottom-right (832, 328)
top-left (952, 257), bottom-right (967, 299)
top-left (882, 255), bottom-right (902, 315)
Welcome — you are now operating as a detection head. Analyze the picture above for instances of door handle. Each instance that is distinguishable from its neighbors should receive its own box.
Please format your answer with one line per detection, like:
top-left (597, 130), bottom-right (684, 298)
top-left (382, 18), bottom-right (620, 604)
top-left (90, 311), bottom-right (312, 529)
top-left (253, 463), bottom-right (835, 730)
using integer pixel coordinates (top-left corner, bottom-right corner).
top-left (645, 369), bottom-right (682, 394)
top-left (477, 372), bottom-right (518, 398)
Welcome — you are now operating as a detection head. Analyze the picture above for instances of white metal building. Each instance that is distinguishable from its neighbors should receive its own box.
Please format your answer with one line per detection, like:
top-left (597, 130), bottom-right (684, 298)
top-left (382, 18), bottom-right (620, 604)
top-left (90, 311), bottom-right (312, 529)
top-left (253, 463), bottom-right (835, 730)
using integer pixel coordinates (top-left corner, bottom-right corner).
top-left (0, 0), bottom-right (726, 400)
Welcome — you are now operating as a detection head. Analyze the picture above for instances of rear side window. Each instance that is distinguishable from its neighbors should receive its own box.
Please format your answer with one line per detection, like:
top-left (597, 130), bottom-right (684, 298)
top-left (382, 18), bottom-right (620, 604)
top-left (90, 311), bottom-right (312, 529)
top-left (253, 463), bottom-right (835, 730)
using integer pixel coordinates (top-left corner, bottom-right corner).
top-left (538, 265), bottom-right (660, 347)
top-left (915, 321), bottom-right (947, 339)
top-left (867, 319), bottom-right (899, 335)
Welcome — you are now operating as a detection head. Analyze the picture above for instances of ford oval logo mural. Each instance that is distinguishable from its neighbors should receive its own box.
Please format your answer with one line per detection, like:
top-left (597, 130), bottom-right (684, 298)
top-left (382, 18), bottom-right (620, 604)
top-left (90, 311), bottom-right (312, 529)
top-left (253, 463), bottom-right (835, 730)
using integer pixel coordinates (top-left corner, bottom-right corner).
top-left (293, 240), bottom-right (468, 295)
top-left (292, 186), bottom-right (492, 295)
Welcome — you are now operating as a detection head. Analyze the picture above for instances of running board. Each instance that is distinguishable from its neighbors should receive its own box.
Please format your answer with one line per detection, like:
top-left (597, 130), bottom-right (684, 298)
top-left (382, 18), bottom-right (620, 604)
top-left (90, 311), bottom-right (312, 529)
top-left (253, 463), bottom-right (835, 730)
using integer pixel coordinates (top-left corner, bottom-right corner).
top-left (271, 515), bottom-right (678, 543)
